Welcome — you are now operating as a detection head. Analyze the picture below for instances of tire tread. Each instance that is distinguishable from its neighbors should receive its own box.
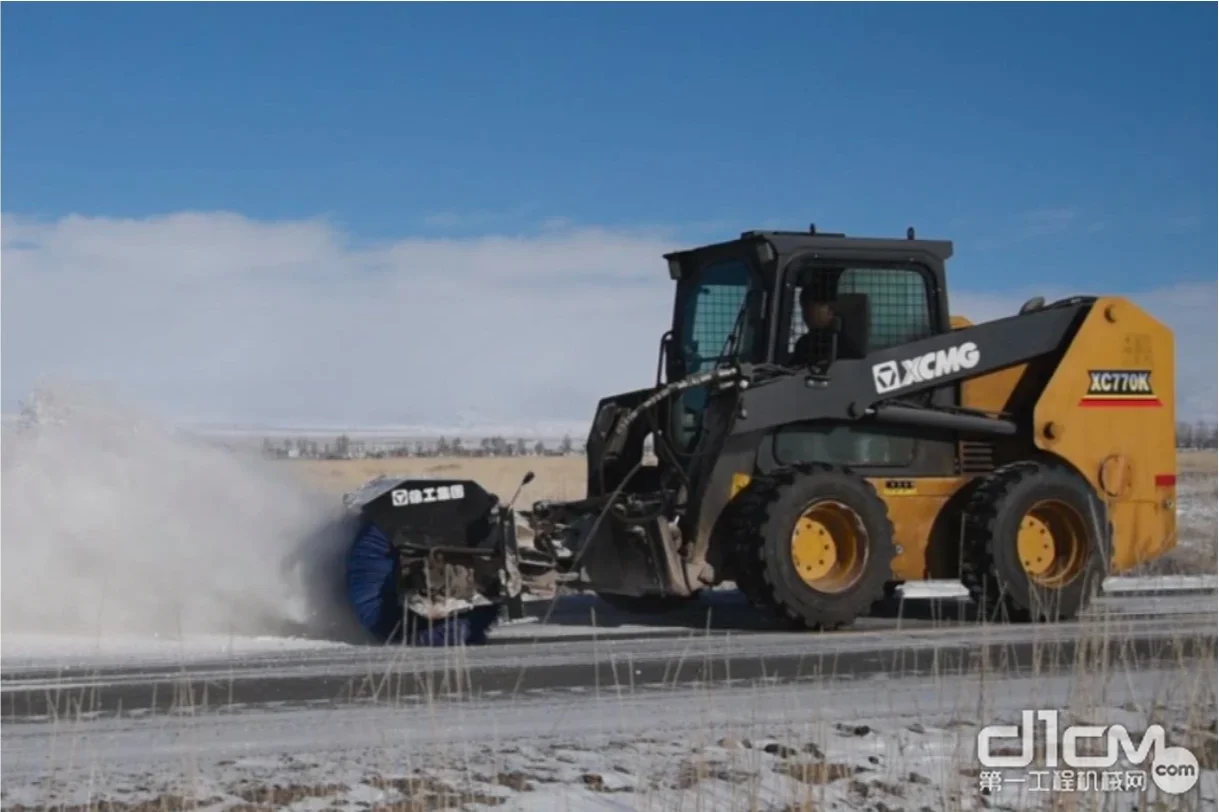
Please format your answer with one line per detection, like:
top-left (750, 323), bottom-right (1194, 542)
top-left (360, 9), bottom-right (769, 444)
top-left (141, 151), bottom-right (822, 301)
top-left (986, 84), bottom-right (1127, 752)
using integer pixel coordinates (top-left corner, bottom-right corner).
top-left (728, 463), bottom-right (895, 630)
top-left (959, 459), bottom-right (1108, 623)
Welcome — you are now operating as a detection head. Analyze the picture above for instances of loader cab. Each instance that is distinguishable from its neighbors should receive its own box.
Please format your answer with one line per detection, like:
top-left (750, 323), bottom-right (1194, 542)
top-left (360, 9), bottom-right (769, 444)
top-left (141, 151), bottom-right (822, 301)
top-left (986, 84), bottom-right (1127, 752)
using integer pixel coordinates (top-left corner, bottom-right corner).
top-left (665, 228), bottom-right (954, 371)
top-left (770, 230), bottom-right (953, 361)
top-left (665, 228), bottom-right (958, 469)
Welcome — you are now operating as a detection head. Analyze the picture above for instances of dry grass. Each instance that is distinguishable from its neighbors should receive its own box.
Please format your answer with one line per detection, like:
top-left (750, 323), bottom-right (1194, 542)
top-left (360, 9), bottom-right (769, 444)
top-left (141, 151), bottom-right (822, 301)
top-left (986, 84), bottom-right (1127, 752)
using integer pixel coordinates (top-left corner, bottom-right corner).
top-left (1178, 449), bottom-right (1218, 475)
top-left (288, 451), bottom-right (1218, 497)
top-left (284, 456), bottom-right (586, 502)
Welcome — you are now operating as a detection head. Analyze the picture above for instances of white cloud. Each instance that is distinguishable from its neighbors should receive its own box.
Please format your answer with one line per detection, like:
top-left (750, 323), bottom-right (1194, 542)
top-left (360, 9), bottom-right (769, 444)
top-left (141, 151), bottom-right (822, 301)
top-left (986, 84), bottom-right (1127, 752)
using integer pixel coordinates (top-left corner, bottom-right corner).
top-left (2, 213), bottom-right (678, 425)
top-left (2, 212), bottom-right (1214, 425)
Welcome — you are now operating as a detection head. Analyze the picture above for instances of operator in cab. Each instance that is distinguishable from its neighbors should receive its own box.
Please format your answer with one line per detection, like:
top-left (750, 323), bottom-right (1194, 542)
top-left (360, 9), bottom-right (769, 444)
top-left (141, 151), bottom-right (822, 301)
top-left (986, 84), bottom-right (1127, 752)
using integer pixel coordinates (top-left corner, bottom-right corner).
top-left (788, 285), bottom-right (839, 368)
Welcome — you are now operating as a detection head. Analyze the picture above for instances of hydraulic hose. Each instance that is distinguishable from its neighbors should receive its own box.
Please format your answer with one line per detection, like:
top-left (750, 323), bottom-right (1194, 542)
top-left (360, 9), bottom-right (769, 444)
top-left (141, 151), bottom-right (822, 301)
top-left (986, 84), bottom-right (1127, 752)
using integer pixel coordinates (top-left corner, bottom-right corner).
top-left (594, 364), bottom-right (749, 530)
top-left (604, 365), bottom-right (743, 456)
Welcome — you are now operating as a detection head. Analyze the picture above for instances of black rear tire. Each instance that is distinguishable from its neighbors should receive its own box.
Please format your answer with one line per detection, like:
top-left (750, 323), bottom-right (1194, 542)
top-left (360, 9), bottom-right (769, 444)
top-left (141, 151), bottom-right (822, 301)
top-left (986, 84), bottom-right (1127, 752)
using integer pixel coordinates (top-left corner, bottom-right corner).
top-left (961, 460), bottom-right (1109, 623)
top-left (730, 464), bottom-right (896, 630)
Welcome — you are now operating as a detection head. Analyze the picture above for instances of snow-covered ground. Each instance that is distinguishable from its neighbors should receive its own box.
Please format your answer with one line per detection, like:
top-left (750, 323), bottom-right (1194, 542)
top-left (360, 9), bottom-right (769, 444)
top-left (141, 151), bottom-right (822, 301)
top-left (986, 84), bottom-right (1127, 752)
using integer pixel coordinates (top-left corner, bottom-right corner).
top-left (0, 631), bottom-right (349, 671)
top-left (3, 577), bottom-right (1213, 674)
top-left (3, 665), bottom-right (1214, 812)
top-left (1159, 468), bottom-right (1219, 574)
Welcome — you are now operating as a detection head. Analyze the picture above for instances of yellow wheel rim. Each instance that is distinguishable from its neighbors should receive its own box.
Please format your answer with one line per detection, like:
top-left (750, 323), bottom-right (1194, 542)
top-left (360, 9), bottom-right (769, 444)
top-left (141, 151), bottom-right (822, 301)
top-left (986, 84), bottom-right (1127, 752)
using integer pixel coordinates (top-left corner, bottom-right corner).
top-left (790, 500), bottom-right (868, 593)
top-left (1016, 499), bottom-right (1088, 587)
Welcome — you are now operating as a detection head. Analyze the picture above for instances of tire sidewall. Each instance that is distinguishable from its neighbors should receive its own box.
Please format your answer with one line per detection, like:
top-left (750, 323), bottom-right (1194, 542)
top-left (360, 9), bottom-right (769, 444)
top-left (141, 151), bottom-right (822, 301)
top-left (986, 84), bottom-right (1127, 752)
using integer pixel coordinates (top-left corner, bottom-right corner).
top-left (760, 469), bottom-right (894, 624)
top-left (988, 468), bottom-right (1108, 618)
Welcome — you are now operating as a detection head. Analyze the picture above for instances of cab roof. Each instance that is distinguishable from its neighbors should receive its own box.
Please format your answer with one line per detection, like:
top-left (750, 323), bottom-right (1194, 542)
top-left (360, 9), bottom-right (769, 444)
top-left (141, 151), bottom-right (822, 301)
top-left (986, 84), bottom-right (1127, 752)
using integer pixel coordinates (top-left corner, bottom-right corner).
top-left (663, 227), bottom-right (954, 263)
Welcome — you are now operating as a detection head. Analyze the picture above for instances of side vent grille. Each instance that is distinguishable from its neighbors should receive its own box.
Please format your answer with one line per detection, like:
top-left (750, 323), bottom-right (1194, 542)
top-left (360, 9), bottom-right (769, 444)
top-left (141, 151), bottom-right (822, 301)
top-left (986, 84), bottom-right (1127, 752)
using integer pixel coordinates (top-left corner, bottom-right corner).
top-left (960, 441), bottom-right (997, 474)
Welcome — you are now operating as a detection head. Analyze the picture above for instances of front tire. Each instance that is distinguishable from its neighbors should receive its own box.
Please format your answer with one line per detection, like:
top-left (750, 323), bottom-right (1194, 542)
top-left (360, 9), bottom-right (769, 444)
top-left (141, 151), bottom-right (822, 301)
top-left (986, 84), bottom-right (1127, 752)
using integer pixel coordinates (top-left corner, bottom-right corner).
top-left (961, 461), bottom-right (1109, 623)
top-left (731, 464), bottom-right (896, 630)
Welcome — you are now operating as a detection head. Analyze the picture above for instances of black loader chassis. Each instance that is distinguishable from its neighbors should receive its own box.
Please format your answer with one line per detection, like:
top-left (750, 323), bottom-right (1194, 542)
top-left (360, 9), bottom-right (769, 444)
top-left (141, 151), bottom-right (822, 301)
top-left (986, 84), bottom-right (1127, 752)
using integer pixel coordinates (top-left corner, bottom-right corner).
top-left (348, 297), bottom-right (1094, 627)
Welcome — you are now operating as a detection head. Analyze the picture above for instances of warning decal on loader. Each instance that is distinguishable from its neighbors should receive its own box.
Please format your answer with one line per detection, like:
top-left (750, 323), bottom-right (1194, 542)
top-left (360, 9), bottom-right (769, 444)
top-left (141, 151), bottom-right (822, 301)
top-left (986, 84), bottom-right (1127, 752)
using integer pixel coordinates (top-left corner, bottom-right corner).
top-left (1080, 369), bottom-right (1161, 407)
top-left (881, 479), bottom-right (917, 496)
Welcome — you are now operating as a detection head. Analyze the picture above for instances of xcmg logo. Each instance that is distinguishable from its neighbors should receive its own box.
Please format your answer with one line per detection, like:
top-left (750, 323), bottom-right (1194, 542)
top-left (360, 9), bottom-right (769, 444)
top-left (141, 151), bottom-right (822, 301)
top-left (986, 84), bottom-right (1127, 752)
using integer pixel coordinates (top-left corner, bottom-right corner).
top-left (872, 342), bottom-right (981, 395)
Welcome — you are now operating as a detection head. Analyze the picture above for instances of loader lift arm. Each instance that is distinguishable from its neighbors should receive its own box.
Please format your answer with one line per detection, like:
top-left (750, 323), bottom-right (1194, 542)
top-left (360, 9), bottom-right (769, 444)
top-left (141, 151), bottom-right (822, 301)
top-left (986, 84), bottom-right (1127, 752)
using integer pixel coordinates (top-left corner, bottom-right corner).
top-left (732, 297), bottom-right (1093, 437)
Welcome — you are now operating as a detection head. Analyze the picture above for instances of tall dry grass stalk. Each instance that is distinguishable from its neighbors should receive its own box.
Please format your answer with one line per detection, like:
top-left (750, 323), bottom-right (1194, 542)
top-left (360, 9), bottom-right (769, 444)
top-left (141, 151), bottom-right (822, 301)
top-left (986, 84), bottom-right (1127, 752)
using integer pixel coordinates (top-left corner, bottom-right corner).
top-left (12, 594), bottom-right (1216, 812)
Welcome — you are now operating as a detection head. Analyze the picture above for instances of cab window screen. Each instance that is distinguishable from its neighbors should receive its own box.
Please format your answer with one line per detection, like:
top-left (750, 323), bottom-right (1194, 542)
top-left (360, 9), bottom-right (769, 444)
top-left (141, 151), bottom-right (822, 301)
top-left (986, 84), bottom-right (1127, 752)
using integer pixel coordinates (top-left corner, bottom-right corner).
top-left (789, 267), bottom-right (932, 354)
top-left (680, 259), bottom-right (751, 373)
top-left (673, 258), bottom-right (753, 450)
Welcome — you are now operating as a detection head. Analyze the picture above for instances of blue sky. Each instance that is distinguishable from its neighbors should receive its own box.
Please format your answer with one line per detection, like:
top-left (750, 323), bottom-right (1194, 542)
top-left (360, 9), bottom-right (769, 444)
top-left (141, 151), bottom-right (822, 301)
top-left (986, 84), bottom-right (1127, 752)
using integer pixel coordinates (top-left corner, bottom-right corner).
top-left (2, 3), bottom-right (1215, 423)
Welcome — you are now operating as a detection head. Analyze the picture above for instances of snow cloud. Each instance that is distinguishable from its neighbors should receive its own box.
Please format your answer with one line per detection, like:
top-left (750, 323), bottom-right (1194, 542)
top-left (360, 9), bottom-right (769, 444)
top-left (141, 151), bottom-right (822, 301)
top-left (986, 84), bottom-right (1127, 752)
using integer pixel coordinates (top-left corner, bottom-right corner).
top-left (3, 212), bottom-right (1214, 424)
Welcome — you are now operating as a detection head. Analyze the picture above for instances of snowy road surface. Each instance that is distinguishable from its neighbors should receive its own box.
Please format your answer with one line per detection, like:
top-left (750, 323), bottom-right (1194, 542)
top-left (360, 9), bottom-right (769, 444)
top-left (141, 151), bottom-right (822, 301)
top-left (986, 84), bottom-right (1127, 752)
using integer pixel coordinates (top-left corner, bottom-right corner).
top-left (4, 580), bottom-right (1214, 670)
top-left (3, 589), bottom-right (1214, 719)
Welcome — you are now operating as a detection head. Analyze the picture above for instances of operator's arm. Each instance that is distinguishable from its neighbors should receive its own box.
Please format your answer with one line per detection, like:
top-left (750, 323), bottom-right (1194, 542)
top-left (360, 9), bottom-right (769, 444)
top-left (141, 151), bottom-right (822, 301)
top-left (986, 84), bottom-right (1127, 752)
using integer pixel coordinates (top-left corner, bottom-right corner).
top-left (787, 333), bottom-right (813, 367)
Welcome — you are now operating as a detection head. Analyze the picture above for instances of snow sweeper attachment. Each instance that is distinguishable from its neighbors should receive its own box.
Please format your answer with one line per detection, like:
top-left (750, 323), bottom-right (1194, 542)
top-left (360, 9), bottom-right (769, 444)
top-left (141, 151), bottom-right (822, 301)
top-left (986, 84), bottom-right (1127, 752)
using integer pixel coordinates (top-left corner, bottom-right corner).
top-left (342, 476), bottom-right (519, 645)
top-left (344, 226), bottom-right (1179, 645)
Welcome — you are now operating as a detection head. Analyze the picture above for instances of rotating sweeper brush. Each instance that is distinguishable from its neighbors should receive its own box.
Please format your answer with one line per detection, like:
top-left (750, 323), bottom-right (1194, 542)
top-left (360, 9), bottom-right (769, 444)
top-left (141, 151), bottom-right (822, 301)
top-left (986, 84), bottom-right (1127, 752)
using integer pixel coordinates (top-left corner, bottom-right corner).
top-left (342, 476), bottom-right (524, 645)
top-left (343, 225), bottom-right (1180, 646)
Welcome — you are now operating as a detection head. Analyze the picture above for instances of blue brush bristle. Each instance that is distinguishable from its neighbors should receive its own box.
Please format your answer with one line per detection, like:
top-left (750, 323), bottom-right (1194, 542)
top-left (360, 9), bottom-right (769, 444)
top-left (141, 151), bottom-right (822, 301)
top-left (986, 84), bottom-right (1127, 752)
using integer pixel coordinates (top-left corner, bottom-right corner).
top-left (345, 522), bottom-right (404, 641)
top-left (345, 523), bottom-right (498, 646)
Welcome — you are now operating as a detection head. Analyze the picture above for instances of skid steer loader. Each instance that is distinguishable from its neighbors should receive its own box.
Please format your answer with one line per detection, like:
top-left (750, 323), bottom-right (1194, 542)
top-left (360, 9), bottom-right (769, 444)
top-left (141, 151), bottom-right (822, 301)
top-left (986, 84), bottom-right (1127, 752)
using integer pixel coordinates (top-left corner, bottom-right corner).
top-left (343, 226), bottom-right (1178, 644)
